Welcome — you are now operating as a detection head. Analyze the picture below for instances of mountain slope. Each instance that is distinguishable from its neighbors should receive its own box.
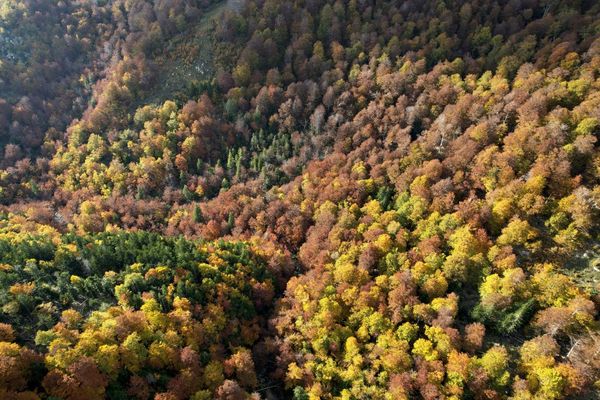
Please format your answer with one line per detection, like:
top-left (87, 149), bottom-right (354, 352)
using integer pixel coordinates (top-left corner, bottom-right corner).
top-left (0, 0), bottom-right (599, 399)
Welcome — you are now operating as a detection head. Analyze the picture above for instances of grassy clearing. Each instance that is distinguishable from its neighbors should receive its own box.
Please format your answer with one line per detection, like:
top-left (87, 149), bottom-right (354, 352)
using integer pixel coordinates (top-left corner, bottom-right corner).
top-left (563, 241), bottom-right (600, 294)
top-left (141, 0), bottom-right (233, 106)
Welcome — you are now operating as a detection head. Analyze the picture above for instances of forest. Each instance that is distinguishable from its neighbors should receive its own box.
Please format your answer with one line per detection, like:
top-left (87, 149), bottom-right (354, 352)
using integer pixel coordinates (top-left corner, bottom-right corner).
top-left (0, 0), bottom-right (599, 399)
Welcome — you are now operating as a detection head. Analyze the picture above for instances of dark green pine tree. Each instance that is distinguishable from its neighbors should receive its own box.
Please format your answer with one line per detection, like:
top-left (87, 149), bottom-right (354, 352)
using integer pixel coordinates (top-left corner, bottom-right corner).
top-left (182, 185), bottom-right (195, 201)
top-left (221, 177), bottom-right (230, 190)
top-left (227, 212), bottom-right (235, 232)
top-left (226, 149), bottom-right (234, 171)
top-left (193, 204), bottom-right (203, 223)
top-left (235, 148), bottom-right (243, 177)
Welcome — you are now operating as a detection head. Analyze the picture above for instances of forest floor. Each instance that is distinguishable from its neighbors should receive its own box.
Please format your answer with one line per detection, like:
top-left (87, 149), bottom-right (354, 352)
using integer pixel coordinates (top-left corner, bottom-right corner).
top-left (141, 0), bottom-right (240, 105)
top-left (564, 241), bottom-right (600, 292)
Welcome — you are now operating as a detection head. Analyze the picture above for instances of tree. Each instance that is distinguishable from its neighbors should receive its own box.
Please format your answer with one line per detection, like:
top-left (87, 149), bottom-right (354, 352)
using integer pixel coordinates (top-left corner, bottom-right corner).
top-left (193, 204), bottom-right (203, 223)
top-left (215, 380), bottom-right (246, 400)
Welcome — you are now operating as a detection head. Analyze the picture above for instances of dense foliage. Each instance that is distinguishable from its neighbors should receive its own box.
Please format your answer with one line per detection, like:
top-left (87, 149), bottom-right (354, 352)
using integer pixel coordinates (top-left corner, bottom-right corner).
top-left (1, 0), bottom-right (599, 399)
top-left (0, 220), bottom-right (291, 399)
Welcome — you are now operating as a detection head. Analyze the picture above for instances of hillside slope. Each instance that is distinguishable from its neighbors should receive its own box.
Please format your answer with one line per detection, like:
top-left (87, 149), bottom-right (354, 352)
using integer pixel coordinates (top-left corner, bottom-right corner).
top-left (0, 0), bottom-right (599, 399)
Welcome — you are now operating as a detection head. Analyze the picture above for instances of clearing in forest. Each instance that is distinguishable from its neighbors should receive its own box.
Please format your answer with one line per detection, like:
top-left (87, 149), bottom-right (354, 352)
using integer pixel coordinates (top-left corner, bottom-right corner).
top-left (142, 0), bottom-right (240, 105)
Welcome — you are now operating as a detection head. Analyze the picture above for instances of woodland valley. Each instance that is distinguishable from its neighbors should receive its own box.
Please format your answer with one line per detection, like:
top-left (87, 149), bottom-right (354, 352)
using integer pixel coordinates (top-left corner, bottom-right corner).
top-left (0, 0), bottom-right (599, 399)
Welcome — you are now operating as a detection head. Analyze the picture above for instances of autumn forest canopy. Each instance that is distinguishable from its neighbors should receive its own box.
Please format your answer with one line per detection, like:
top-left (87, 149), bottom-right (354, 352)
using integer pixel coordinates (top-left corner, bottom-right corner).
top-left (0, 0), bottom-right (600, 399)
